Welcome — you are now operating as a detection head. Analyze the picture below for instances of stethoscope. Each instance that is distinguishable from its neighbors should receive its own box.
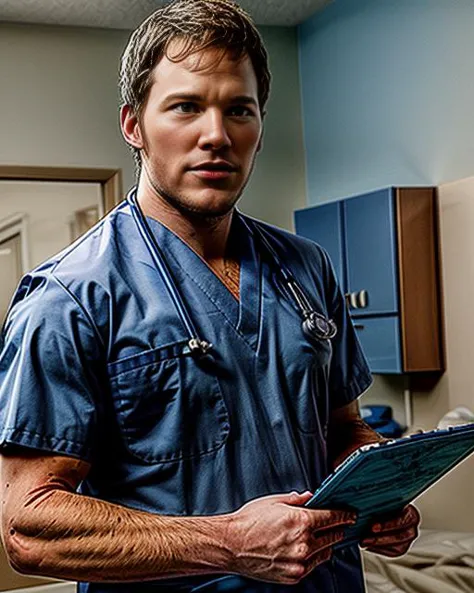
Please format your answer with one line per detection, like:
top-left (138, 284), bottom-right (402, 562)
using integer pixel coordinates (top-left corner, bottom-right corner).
top-left (127, 190), bottom-right (337, 357)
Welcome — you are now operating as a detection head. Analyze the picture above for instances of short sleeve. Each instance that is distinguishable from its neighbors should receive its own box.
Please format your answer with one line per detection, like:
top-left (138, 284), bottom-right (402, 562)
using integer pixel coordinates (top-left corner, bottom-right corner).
top-left (0, 273), bottom-right (105, 461)
top-left (318, 248), bottom-right (373, 410)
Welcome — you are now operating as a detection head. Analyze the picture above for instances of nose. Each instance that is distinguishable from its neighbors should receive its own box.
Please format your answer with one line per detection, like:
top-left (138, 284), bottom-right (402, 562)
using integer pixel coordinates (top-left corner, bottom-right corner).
top-left (197, 109), bottom-right (231, 151)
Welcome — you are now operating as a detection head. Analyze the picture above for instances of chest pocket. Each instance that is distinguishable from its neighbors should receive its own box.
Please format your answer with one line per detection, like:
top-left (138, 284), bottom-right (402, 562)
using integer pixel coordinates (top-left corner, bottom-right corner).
top-left (108, 341), bottom-right (230, 464)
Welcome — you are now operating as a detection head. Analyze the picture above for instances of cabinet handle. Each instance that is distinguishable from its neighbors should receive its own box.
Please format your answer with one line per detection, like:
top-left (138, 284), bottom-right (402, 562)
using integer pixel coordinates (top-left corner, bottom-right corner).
top-left (350, 292), bottom-right (358, 309)
top-left (354, 324), bottom-right (365, 330)
top-left (358, 289), bottom-right (368, 308)
top-left (347, 290), bottom-right (369, 309)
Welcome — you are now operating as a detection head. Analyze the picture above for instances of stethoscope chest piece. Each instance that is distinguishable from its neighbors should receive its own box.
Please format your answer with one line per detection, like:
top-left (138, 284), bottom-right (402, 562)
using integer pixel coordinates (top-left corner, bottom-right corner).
top-left (302, 311), bottom-right (337, 343)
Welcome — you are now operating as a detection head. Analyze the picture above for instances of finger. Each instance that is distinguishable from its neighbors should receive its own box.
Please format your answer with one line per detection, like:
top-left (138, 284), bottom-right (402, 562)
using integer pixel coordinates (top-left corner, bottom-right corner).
top-left (363, 523), bottom-right (418, 544)
top-left (278, 546), bottom-right (334, 585)
top-left (279, 490), bottom-right (314, 506)
top-left (288, 491), bottom-right (315, 506)
top-left (311, 528), bottom-right (346, 554)
top-left (305, 545), bottom-right (333, 573)
top-left (305, 509), bottom-right (357, 532)
top-left (370, 505), bottom-right (420, 535)
top-left (258, 490), bottom-right (314, 507)
top-left (361, 526), bottom-right (418, 549)
top-left (372, 507), bottom-right (417, 531)
top-left (276, 539), bottom-right (334, 585)
top-left (312, 546), bottom-right (333, 567)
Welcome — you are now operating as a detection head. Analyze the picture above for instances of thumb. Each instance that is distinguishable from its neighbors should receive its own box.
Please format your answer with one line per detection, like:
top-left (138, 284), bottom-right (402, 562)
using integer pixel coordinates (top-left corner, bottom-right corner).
top-left (276, 490), bottom-right (314, 506)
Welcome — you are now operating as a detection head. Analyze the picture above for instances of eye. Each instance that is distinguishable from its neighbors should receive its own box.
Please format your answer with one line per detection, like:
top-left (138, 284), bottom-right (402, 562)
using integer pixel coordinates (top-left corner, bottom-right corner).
top-left (227, 105), bottom-right (255, 117)
top-left (172, 102), bottom-right (199, 114)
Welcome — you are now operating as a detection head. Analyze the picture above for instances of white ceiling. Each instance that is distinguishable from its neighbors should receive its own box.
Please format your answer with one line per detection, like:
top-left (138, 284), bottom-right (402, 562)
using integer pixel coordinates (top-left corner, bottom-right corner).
top-left (0, 0), bottom-right (331, 29)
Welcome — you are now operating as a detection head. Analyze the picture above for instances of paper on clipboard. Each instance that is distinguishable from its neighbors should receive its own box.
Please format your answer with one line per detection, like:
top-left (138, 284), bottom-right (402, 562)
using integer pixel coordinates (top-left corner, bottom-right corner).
top-left (304, 422), bottom-right (474, 547)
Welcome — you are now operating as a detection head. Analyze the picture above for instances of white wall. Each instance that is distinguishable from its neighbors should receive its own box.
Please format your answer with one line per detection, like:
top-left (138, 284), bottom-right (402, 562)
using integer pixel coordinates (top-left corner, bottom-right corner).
top-left (0, 24), bottom-right (134, 188)
top-left (241, 27), bottom-right (307, 230)
top-left (0, 23), bottom-right (306, 231)
top-left (411, 177), bottom-right (474, 531)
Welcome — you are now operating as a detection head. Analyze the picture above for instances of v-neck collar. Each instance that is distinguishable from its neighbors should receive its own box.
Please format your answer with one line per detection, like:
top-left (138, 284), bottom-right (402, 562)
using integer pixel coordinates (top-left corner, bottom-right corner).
top-left (142, 210), bottom-right (262, 352)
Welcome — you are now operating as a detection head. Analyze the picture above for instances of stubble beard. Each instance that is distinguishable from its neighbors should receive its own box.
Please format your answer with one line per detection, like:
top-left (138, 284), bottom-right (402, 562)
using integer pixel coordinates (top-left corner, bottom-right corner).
top-left (149, 178), bottom-right (241, 223)
top-left (142, 155), bottom-right (258, 225)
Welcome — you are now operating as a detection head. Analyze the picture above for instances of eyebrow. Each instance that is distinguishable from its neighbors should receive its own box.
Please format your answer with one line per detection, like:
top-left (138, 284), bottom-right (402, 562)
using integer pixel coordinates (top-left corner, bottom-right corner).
top-left (163, 93), bottom-right (258, 106)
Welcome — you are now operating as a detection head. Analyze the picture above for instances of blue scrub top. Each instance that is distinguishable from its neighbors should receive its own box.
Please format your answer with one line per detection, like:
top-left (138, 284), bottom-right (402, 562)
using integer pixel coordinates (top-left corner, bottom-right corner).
top-left (0, 198), bottom-right (372, 592)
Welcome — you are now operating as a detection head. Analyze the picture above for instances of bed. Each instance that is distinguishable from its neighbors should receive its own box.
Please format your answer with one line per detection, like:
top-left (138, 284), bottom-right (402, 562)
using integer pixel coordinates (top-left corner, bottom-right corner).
top-left (363, 529), bottom-right (474, 593)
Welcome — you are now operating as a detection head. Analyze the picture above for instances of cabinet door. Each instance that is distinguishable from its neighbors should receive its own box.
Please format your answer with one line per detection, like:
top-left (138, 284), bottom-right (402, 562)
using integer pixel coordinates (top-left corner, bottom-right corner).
top-left (294, 201), bottom-right (344, 288)
top-left (353, 316), bottom-right (402, 374)
top-left (344, 188), bottom-right (399, 316)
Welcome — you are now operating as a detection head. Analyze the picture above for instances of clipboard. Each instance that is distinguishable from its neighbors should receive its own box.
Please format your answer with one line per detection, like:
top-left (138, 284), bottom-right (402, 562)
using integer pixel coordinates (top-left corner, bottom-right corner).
top-left (304, 422), bottom-right (474, 546)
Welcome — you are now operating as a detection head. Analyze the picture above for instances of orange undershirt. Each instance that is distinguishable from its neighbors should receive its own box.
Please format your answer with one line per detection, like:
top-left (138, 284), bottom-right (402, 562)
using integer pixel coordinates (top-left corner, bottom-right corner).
top-left (221, 258), bottom-right (240, 301)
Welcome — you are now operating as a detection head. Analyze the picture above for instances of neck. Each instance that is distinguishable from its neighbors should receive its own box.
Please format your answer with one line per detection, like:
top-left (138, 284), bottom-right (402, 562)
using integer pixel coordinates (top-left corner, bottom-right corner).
top-left (135, 181), bottom-right (234, 262)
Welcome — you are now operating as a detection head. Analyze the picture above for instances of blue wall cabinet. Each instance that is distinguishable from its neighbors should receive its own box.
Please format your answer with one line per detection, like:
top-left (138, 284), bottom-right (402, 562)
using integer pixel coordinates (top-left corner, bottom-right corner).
top-left (344, 189), bottom-right (399, 316)
top-left (294, 187), bottom-right (444, 374)
top-left (293, 200), bottom-right (344, 284)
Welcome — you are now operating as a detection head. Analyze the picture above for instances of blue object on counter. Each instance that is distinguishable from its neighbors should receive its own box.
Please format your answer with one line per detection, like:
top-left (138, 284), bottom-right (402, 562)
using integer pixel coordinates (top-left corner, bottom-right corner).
top-left (360, 405), bottom-right (405, 437)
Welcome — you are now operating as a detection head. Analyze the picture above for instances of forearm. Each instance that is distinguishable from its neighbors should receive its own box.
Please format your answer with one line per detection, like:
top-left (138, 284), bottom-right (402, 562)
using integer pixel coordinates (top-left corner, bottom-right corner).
top-left (328, 414), bottom-right (386, 469)
top-left (5, 489), bottom-right (233, 582)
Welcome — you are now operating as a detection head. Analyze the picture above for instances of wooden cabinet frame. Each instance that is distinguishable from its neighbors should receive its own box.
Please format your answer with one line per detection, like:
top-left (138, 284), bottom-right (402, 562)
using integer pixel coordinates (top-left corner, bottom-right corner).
top-left (395, 188), bottom-right (445, 372)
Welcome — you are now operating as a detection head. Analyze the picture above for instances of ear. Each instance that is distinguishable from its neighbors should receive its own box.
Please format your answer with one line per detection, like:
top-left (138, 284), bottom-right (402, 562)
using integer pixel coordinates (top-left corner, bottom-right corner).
top-left (256, 129), bottom-right (264, 153)
top-left (120, 104), bottom-right (144, 150)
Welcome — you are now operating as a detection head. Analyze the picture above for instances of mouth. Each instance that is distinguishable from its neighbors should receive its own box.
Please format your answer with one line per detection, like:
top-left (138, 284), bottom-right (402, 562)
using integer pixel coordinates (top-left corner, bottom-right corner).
top-left (190, 161), bottom-right (238, 180)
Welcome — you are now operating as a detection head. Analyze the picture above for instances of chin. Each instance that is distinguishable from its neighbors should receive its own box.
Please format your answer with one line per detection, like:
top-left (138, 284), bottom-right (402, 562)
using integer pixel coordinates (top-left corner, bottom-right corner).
top-left (154, 183), bottom-right (243, 220)
top-left (184, 202), bottom-right (235, 220)
top-left (177, 193), bottom-right (240, 219)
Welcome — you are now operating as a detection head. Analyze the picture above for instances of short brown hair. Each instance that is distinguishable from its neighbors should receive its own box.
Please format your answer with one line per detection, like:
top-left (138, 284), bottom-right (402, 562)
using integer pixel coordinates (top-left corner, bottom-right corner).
top-left (119, 0), bottom-right (271, 167)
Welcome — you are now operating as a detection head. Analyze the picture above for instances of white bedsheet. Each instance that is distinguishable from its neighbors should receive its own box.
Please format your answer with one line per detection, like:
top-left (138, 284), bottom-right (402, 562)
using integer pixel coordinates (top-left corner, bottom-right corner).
top-left (363, 529), bottom-right (474, 593)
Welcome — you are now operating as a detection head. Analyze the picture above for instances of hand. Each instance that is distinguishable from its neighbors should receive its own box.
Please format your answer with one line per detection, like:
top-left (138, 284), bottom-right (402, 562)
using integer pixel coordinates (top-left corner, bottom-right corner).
top-left (360, 504), bottom-right (420, 557)
top-left (227, 491), bottom-right (357, 585)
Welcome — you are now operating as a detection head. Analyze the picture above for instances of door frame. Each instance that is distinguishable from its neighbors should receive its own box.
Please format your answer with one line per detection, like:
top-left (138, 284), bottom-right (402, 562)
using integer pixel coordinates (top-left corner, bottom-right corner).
top-left (0, 166), bottom-right (123, 214)
top-left (0, 212), bottom-right (30, 273)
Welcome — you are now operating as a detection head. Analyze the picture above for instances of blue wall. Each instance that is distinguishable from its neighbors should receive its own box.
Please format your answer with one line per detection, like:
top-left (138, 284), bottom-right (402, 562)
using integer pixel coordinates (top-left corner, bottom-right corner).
top-left (299, 0), bottom-right (474, 204)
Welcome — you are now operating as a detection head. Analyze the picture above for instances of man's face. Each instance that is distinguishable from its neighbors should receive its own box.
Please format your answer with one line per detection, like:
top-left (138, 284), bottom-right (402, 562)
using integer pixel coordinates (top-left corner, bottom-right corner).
top-left (124, 44), bottom-right (263, 219)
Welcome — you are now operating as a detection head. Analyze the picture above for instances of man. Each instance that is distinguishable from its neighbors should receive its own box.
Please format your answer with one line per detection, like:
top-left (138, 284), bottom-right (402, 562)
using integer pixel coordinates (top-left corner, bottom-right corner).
top-left (0, 1), bottom-right (419, 591)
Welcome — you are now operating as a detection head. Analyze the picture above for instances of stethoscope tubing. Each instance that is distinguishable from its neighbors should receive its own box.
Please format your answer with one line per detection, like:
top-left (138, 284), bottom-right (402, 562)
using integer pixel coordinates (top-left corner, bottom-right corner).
top-left (127, 189), bottom-right (336, 351)
top-left (128, 191), bottom-right (212, 354)
top-left (239, 216), bottom-right (316, 317)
